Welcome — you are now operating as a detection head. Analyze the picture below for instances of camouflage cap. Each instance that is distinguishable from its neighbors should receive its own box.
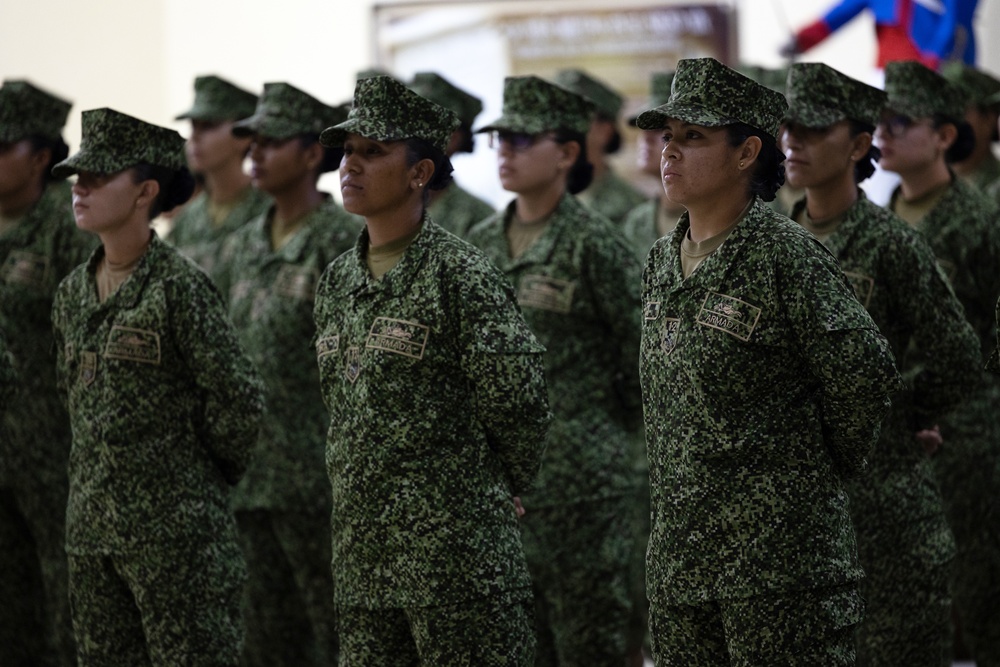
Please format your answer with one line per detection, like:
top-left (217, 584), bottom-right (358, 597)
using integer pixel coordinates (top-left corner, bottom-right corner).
top-left (784, 62), bottom-right (887, 129)
top-left (232, 82), bottom-right (346, 140)
top-left (737, 63), bottom-right (790, 96)
top-left (475, 76), bottom-right (595, 136)
top-left (408, 72), bottom-right (483, 127)
top-left (175, 75), bottom-right (258, 122)
top-left (884, 60), bottom-right (965, 120)
top-left (635, 58), bottom-right (788, 139)
top-left (0, 79), bottom-right (72, 143)
top-left (555, 68), bottom-right (623, 119)
top-left (628, 71), bottom-right (674, 126)
top-left (941, 62), bottom-right (1000, 107)
top-left (51, 108), bottom-right (186, 179)
top-left (319, 75), bottom-right (459, 154)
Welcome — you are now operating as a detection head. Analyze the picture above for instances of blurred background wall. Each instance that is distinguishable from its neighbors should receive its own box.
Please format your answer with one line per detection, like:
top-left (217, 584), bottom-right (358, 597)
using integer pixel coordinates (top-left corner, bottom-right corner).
top-left (1, 0), bottom-right (996, 204)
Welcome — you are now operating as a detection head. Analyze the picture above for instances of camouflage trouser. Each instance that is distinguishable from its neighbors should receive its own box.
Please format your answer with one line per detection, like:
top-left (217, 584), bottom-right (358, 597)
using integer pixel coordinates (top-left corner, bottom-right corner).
top-left (520, 496), bottom-right (632, 667)
top-left (626, 469), bottom-right (651, 657)
top-left (854, 518), bottom-right (953, 667)
top-left (336, 591), bottom-right (534, 666)
top-left (649, 583), bottom-right (863, 666)
top-left (0, 482), bottom-right (75, 667)
top-left (67, 537), bottom-right (246, 667)
top-left (934, 437), bottom-right (1000, 667)
top-left (236, 508), bottom-right (338, 667)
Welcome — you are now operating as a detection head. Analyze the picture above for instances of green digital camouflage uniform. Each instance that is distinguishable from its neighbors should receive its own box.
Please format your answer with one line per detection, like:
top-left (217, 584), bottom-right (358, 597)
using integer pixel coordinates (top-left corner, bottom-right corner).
top-left (315, 75), bottom-right (550, 666)
top-left (555, 69), bottom-right (647, 226)
top-left (221, 82), bottom-right (359, 667)
top-left (622, 198), bottom-right (665, 263)
top-left (408, 72), bottom-right (496, 238)
top-left (469, 75), bottom-right (642, 667)
top-left (990, 300), bottom-right (1000, 374)
top-left (0, 79), bottom-right (95, 667)
top-left (884, 61), bottom-right (1000, 666)
top-left (635, 58), bottom-right (902, 666)
top-left (786, 62), bottom-right (983, 665)
top-left (166, 75), bottom-right (269, 279)
top-left (50, 108), bottom-right (264, 667)
top-left (219, 197), bottom-right (360, 667)
top-left (942, 63), bottom-right (1000, 195)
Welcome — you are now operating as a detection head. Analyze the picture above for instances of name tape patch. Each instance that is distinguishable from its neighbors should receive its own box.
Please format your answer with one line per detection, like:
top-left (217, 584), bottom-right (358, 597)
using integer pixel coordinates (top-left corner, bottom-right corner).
top-left (316, 335), bottom-right (340, 359)
top-left (517, 275), bottom-right (575, 314)
top-left (365, 317), bottom-right (429, 360)
top-left (103, 326), bottom-right (161, 365)
top-left (2, 251), bottom-right (49, 288)
top-left (696, 292), bottom-right (761, 342)
top-left (844, 271), bottom-right (875, 309)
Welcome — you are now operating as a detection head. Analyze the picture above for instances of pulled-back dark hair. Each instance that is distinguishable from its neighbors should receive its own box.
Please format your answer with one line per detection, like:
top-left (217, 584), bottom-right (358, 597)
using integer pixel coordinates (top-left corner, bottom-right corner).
top-left (27, 134), bottom-right (70, 184)
top-left (404, 137), bottom-right (455, 207)
top-left (454, 123), bottom-right (475, 154)
top-left (131, 163), bottom-right (197, 220)
top-left (551, 128), bottom-right (593, 195)
top-left (594, 113), bottom-right (623, 155)
top-left (934, 115), bottom-right (976, 164)
top-left (726, 123), bottom-right (785, 202)
top-left (299, 133), bottom-right (344, 176)
top-left (848, 119), bottom-right (881, 184)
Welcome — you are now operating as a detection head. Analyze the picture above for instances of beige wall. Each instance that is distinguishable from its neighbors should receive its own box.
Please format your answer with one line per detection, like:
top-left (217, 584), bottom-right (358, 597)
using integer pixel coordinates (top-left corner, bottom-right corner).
top-left (1, 0), bottom-right (997, 152)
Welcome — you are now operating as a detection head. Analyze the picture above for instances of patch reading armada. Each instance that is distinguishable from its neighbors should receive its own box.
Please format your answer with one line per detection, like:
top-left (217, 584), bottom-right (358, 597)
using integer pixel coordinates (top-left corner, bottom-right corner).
top-left (696, 292), bottom-right (761, 342)
top-left (103, 325), bottom-right (161, 364)
top-left (365, 317), bottom-right (430, 360)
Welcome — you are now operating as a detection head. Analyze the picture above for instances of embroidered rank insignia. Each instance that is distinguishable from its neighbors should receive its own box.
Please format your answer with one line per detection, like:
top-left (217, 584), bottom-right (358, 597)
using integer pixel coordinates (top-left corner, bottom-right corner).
top-left (661, 317), bottom-right (681, 354)
top-left (366, 317), bottom-right (429, 360)
top-left (644, 301), bottom-right (661, 321)
top-left (844, 271), bottom-right (875, 309)
top-left (64, 343), bottom-right (75, 364)
top-left (316, 335), bottom-right (339, 359)
top-left (696, 292), bottom-right (761, 342)
top-left (80, 351), bottom-right (97, 386)
top-left (517, 275), bottom-right (575, 314)
top-left (103, 326), bottom-right (161, 365)
top-left (344, 346), bottom-right (361, 384)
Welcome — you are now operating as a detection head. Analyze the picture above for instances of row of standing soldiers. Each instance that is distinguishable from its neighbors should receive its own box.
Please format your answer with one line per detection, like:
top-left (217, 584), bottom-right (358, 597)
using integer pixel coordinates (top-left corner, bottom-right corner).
top-left (1, 54), bottom-right (1000, 665)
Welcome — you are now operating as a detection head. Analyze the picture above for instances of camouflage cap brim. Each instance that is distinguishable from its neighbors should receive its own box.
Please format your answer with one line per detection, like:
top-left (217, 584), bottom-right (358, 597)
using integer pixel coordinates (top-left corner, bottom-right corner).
top-left (51, 149), bottom-right (132, 179)
top-left (319, 117), bottom-right (414, 147)
top-left (175, 103), bottom-right (237, 122)
top-left (231, 114), bottom-right (307, 140)
top-left (634, 103), bottom-right (739, 132)
top-left (474, 113), bottom-right (555, 136)
top-left (783, 103), bottom-right (846, 129)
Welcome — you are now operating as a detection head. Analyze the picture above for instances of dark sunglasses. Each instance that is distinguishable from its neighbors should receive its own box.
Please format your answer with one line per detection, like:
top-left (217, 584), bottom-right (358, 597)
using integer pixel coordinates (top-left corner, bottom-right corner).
top-left (876, 114), bottom-right (924, 138)
top-left (488, 131), bottom-right (555, 151)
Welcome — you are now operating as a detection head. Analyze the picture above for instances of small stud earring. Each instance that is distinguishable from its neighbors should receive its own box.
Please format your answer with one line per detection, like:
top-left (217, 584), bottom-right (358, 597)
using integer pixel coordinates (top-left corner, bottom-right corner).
top-left (738, 161), bottom-right (745, 169)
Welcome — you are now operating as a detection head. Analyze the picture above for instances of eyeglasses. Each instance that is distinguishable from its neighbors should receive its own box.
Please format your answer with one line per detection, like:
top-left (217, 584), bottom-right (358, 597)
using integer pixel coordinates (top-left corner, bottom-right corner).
top-left (488, 131), bottom-right (555, 152)
top-left (876, 114), bottom-right (928, 138)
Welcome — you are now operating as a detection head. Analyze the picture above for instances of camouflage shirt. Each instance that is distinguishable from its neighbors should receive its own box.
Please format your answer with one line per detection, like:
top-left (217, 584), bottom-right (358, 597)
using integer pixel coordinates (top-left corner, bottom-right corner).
top-left (313, 216), bottom-right (550, 608)
top-left (0, 329), bottom-right (15, 409)
top-left (427, 182), bottom-right (495, 238)
top-left (578, 168), bottom-right (648, 226)
top-left (962, 151), bottom-right (1000, 194)
top-left (989, 299), bottom-right (1000, 374)
top-left (166, 186), bottom-right (271, 281)
top-left (0, 181), bottom-right (97, 486)
top-left (791, 193), bottom-right (979, 555)
top-left (221, 198), bottom-right (361, 511)
top-left (889, 176), bottom-right (1000, 356)
top-left (622, 198), bottom-right (661, 264)
top-left (468, 193), bottom-right (642, 507)
top-left (641, 198), bottom-right (901, 605)
top-left (52, 234), bottom-right (265, 554)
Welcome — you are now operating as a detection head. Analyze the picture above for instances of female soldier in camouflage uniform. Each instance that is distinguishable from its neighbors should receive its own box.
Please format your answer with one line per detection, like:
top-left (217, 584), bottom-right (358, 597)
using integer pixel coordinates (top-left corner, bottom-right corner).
top-left (219, 82), bottom-right (361, 667)
top-left (0, 79), bottom-right (96, 667)
top-left (876, 61), bottom-right (1000, 667)
top-left (167, 75), bottom-right (269, 279)
top-left (468, 75), bottom-right (642, 667)
top-left (407, 72), bottom-right (495, 238)
top-left (50, 108), bottom-right (264, 666)
top-left (313, 75), bottom-right (550, 666)
top-left (781, 62), bottom-right (982, 666)
top-left (635, 57), bottom-right (901, 665)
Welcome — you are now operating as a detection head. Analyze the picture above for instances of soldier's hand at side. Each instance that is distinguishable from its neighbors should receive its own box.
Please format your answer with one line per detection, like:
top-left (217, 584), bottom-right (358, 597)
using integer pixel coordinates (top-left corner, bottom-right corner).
top-left (513, 496), bottom-right (526, 518)
top-left (915, 426), bottom-right (942, 455)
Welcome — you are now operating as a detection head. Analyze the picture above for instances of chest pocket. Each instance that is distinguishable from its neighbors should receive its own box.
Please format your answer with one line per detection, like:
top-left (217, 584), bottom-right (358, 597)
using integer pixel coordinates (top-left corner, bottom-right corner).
top-left (274, 265), bottom-right (319, 302)
top-left (517, 274), bottom-right (576, 314)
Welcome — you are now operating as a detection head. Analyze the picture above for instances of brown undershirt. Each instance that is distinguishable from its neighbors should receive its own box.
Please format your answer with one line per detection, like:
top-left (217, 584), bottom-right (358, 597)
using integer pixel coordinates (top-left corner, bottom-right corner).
top-left (680, 199), bottom-right (752, 279)
top-left (890, 181), bottom-right (949, 228)
top-left (793, 206), bottom-right (847, 244)
top-left (96, 251), bottom-right (145, 303)
top-left (367, 226), bottom-right (421, 280)
top-left (506, 211), bottom-right (553, 260)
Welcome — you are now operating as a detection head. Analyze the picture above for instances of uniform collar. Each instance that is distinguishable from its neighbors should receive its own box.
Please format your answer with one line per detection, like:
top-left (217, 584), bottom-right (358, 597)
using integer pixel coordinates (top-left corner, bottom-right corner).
top-left (342, 211), bottom-right (434, 297)
top-left (789, 189), bottom-right (869, 260)
top-left (0, 182), bottom-right (68, 246)
top-left (82, 229), bottom-right (161, 314)
top-left (487, 192), bottom-right (580, 271)
top-left (256, 193), bottom-right (337, 264)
